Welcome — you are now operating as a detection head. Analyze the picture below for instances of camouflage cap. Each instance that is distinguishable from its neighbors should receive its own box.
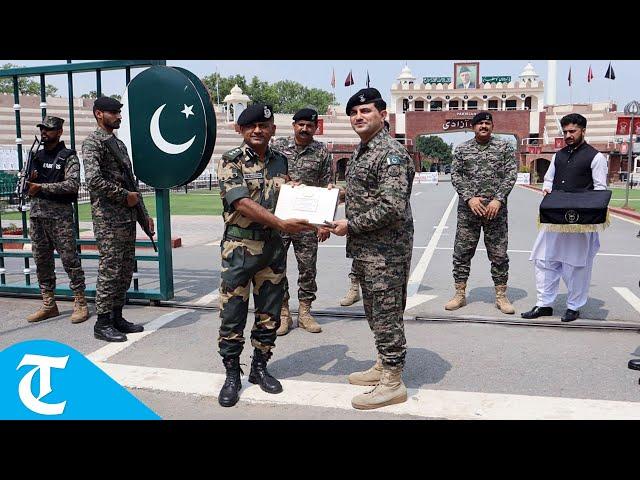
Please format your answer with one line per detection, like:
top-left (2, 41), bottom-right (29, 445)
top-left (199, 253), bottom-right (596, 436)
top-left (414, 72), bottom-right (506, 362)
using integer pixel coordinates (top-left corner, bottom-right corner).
top-left (37, 116), bottom-right (64, 130)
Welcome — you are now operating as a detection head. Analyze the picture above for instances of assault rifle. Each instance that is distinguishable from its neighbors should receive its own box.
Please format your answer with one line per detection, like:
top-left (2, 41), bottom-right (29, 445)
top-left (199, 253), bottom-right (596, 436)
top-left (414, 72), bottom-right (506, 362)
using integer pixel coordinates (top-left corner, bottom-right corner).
top-left (103, 136), bottom-right (157, 252)
top-left (16, 136), bottom-right (41, 211)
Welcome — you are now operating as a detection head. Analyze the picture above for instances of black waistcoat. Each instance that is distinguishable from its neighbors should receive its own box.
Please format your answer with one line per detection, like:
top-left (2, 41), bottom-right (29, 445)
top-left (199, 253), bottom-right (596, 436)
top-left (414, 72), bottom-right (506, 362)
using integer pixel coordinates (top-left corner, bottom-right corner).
top-left (33, 142), bottom-right (77, 203)
top-left (552, 142), bottom-right (598, 192)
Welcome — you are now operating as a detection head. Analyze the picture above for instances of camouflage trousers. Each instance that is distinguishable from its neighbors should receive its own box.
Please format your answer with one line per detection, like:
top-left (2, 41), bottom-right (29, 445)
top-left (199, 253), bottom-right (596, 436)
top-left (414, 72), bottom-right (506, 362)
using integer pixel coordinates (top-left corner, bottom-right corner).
top-left (281, 230), bottom-right (318, 303)
top-left (30, 216), bottom-right (85, 294)
top-left (94, 221), bottom-right (136, 315)
top-left (453, 201), bottom-right (509, 285)
top-left (218, 233), bottom-right (286, 359)
top-left (352, 258), bottom-right (410, 368)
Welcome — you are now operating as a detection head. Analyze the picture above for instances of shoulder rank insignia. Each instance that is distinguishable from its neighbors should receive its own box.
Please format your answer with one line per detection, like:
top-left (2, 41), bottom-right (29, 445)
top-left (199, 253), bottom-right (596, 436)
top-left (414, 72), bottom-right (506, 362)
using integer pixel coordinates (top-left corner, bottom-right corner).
top-left (222, 148), bottom-right (243, 163)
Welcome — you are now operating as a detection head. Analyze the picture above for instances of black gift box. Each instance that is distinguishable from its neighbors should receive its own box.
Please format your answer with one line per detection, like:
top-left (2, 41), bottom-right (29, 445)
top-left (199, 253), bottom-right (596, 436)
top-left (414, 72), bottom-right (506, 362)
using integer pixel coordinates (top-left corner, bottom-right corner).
top-left (539, 190), bottom-right (612, 224)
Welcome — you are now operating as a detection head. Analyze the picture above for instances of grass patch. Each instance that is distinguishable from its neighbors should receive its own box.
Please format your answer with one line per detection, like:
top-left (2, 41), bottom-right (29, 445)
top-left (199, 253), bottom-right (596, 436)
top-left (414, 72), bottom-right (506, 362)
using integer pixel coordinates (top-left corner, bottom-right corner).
top-left (1, 189), bottom-right (223, 221)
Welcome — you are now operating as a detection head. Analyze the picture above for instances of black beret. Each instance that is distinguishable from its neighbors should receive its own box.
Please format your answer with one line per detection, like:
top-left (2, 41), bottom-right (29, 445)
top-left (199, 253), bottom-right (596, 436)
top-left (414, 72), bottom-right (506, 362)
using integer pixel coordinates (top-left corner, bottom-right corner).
top-left (471, 111), bottom-right (493, 126)
top-left (93, 96), bottom-right (123, 112)
top-left (292, 108), bottom-right (318, 122)
top-left (237, 103), bottom-right (274, 126)
top-left (346, 88), bottom-right (385, 115)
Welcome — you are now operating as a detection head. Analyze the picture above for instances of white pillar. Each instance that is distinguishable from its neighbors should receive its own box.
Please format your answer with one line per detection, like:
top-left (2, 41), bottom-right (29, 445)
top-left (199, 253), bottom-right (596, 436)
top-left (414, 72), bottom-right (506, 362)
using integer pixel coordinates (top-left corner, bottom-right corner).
top-left (547, 60), bottom-right (557, 106)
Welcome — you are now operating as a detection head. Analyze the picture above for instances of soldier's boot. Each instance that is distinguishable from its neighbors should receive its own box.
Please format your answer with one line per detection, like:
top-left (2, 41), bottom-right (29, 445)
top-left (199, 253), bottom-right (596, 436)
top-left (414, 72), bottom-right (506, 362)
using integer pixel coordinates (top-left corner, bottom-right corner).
top-left (298, 300), bottom-right (322, 333)
top-left (495, 285), bottom-right (515, 314)
top-left (348, 355), bottom-right (384, 386)
top-left (351, 364), bottom-right (408, 410)
top-left (112, 306), bottom-right (144, 333)
top-left (94, 313), bottom-right (127, 342)
top-left (340, 280), bottom-right (361, 306)
top-left (248, 349), bottom-right (283, 394)
top-left (27, 291), bottom-right (60, 323)
top-left (69, 292), bottom-right (90, 324)
top-left (444, 282), bottom-right (467, 311)
top-left (276, 298), bottom-right (293, 336)
top-left (219, 356), bottom-right (243, 407)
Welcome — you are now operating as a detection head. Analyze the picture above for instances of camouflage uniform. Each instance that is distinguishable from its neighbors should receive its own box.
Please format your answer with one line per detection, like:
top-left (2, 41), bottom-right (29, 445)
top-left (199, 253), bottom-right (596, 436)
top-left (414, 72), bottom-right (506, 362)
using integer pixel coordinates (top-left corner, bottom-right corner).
top-left (345, 128), bottom-right (415, 368)
top-left (29, 143), bottom-right (85, 294)
top-left (217, 143), bottom-right (289, 358)
top-left (450, 136), bottom-right (518, 285)
top-left (271, 136), bottom-right (332, 303)
top-left (82, 128), bottom-right (150, 315)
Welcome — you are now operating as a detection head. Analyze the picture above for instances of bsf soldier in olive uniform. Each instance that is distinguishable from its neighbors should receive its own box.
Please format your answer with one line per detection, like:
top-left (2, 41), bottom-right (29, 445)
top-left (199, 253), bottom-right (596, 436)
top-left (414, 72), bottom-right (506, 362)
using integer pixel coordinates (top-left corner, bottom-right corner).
top-left (446, 111), bottom-right (518, 314)
top-left (271, 108), bottom-right (332, 335)
top-left (327, 88), bottom-right (415, 410)
top-left (26, 116), bottom-right (89, 324)
top-left (216, 104), bottom-right (314, 407)
top-left (82, 96), bottom-right (153, 342)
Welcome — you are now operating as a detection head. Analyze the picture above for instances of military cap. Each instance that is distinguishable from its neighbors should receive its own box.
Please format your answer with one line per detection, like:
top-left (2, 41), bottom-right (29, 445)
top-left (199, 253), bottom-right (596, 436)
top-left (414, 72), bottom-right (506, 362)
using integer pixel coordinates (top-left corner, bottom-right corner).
top-left (237, 103), bottom-right (274, 126)
top-left (471, 111), bottom-right (493, 126)
top-left (292, 108), bottom-right (318, 123)
top-left (93, 96), bottom-right (123, 112)
top-left (346, 88), bottom-right (386, 115)
top-left (37, 116), bottom-right (64, 130)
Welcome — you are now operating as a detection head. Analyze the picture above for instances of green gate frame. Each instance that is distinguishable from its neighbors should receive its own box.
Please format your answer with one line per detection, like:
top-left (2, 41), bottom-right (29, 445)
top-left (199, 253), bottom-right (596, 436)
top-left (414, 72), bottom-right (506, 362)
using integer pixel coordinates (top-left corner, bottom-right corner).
top-left (0, 60), bottom-right (174, 302)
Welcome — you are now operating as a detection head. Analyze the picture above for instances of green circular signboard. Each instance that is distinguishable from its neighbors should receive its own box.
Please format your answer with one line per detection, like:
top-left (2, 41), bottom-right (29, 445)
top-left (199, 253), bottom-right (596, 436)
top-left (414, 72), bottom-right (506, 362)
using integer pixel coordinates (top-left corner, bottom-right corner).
top-left (119, 66), bottom-right (216, 189)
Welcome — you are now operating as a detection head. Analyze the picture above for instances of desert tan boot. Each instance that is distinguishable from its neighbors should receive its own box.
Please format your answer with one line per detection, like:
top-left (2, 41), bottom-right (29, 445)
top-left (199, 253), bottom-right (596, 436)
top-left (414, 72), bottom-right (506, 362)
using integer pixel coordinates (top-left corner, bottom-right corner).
top-left (70, 292), bottom-right (90, 324)
top-left (495, 285), bottom-right (515, 314)
top-left (27, 291), bottom-right (60, 323)
top-left (348, 355), bottom-right (383, 386)
top-left (298, 300), bottom-right (321, 333)
top-left (444, 282), bottom-right (467, 311)
top-left (340, 280), bottom-right (361, 306)
top-left (351, 365), bottom-right (408, 410)
top-left (276, 298), bottom-right (293, 335)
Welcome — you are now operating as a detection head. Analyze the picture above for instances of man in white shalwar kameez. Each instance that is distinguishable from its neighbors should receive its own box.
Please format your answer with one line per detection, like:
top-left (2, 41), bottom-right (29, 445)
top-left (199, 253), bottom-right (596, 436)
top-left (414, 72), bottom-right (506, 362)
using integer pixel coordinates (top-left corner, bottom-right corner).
top-left (522, 113), bottom-right (608, 322)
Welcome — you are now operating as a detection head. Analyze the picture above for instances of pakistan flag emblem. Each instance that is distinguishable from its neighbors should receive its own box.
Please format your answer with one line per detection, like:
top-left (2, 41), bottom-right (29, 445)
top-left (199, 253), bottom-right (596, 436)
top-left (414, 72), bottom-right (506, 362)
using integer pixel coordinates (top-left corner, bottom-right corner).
top-left (119, 66), bottom-right (216, 189)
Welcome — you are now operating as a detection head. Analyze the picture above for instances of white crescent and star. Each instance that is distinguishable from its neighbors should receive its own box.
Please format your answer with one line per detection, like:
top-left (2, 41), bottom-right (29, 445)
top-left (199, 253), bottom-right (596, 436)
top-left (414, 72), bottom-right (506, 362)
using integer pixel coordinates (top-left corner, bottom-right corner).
top-left (149, 104), bottom-right (196, 155)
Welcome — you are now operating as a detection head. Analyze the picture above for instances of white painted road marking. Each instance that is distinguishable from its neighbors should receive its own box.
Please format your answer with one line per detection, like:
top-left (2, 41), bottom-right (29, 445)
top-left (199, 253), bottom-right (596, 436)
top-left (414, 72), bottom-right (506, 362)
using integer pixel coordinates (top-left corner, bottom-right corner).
top-left (414, 192), bottom-right (422, 196)
top-left (435, 247), bottom-right (640, 258)
top-left (94, 362), bottom-right (640, 419)
top-left (407, 193), bottom-right (458, 298)
top-left (613, 287), bottom-right (640, 315)
top-left (194, 289), bottom-right (220, 306)
top-left (87, 309), bottom-right (194, 362)
top-left (205, 238), bottom-right (220, 246)
top-left (405, 294), bottom-right (438, 310)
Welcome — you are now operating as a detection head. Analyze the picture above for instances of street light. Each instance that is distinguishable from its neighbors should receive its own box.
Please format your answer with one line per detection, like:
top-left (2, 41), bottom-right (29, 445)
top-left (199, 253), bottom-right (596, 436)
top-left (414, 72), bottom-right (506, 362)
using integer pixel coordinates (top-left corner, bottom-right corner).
top-left (623, 100), bottom-right (640, 208)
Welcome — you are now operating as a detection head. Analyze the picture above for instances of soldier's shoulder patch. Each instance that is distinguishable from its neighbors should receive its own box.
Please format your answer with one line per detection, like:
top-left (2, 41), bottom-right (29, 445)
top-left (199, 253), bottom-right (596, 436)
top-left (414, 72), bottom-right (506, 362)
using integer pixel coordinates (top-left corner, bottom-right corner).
top-left (388, 165), bottom-right (401, 177)
top-left (222, 148), bottom-right (243, 163)
top-left (386, 154), bottom-right (405, 166)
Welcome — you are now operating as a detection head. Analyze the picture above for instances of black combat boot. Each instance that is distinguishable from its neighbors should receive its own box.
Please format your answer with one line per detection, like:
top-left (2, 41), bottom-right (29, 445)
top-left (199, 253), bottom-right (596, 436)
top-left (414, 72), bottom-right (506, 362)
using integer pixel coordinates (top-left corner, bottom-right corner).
top-left (112, 307), bottom-right (144, 333)
top-left (94, 313), bottom-right (127, 342)
top-left (248, 349), bottom-right (282, 394)
top-left (219, 356), bottom-right (243, 407)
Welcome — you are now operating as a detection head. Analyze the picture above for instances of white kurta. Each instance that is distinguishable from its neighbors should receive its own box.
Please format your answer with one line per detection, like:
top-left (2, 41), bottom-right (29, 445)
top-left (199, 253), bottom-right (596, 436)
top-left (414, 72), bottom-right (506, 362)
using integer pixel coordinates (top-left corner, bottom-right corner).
top-left (529, 150), bottom-right (608, 310)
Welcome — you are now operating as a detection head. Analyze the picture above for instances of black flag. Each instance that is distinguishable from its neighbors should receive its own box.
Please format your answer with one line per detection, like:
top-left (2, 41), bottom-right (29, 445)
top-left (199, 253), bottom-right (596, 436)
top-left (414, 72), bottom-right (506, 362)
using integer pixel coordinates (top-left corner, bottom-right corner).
top-left (605, 62), bottom-right (616, 80)
top-left (366, 70), bottom-right (370, 88)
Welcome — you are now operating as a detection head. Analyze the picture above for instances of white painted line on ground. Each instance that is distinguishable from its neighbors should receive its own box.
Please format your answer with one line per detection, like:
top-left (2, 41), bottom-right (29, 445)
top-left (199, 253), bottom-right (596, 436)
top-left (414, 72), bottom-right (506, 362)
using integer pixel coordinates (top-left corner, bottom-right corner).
top-left (407, 193), bottom-right (458, 298)
top-left (405, 294), bottom-right (438, 310)
top-left (613, 287), bottom-right (640, 315)
top-left (205, 238), bottom-right (220, 246)
top-left (86, 309), bottom-right (194, 363)
top-left (194, 289), bottom-right (220, 307)
top-left (414, 192), bottom-right (422, 196)
top-left (434, 247), bottom-right (640, 258)
top-left (95, 362), bottom-right (640, 419)
top-left (609, 213), bottom-right (640, 226)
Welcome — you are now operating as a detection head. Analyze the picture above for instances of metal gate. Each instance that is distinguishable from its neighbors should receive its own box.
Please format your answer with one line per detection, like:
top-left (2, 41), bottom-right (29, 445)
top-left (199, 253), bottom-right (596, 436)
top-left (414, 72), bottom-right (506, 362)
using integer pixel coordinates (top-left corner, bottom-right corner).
top-left (0, 60), bottom-right (174, 303)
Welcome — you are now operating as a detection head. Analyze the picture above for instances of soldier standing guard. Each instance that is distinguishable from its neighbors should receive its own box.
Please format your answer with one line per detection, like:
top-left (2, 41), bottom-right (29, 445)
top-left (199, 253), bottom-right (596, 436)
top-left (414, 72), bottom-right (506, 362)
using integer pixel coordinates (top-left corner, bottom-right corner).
top-left (82, 96), bottom-right (154, 342)
top-left (446, 111), bottom-right (518, 313)
top-left (327, 88), bottom-right (415, 410)
top-left (216, 103), bottom-right (314, 407)
top-left (26, 116), bottom-right (89, 324)
top-left (271, 108), bottom-right (332, 335)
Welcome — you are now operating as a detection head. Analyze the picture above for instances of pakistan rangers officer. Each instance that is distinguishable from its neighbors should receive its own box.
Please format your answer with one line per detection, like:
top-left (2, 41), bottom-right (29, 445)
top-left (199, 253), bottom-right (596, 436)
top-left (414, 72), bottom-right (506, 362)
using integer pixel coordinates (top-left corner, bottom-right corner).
top-left (446, 111), bottom-right (518, 314)
top-left (82, 96), bottom-right (153, 342)
top-left (271, 108), bottom-right (332, 335)
top-left (25, 116), bottom-right (89, 324)
top-left (217, 103), bottom-right (314, 407)
top-left (327, 88), bottom-right (415, 410)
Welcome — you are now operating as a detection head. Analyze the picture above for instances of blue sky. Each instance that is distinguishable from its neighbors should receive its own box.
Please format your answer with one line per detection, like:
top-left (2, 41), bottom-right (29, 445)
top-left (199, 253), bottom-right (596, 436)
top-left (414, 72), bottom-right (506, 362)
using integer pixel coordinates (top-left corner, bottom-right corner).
top-left (3, 59), bottom-right (638, 109)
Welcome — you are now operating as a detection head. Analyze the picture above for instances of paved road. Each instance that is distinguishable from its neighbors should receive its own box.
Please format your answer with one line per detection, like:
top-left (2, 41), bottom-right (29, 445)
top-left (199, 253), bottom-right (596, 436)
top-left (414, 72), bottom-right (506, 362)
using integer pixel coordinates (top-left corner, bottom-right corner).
top-left (3, 179), bottom-right (640, 419)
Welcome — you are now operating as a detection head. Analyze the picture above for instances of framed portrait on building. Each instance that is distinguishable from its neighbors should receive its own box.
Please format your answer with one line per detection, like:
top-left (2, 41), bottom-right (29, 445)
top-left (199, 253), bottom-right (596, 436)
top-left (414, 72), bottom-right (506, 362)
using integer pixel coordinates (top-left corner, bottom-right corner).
top-left (454, 62), bottom-right (479, 89)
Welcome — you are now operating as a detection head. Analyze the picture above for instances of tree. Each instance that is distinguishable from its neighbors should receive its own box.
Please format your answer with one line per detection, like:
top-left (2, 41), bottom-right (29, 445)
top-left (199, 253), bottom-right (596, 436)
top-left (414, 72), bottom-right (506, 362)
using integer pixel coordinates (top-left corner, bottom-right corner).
top-left (200, 73), bottom-right (248, 104)
top-left (0, 64), bottom-right (58, 97)
top-left (81, 90), bottom-right (121, 101)
top-left (415, 135), bottom-right (453, 164)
